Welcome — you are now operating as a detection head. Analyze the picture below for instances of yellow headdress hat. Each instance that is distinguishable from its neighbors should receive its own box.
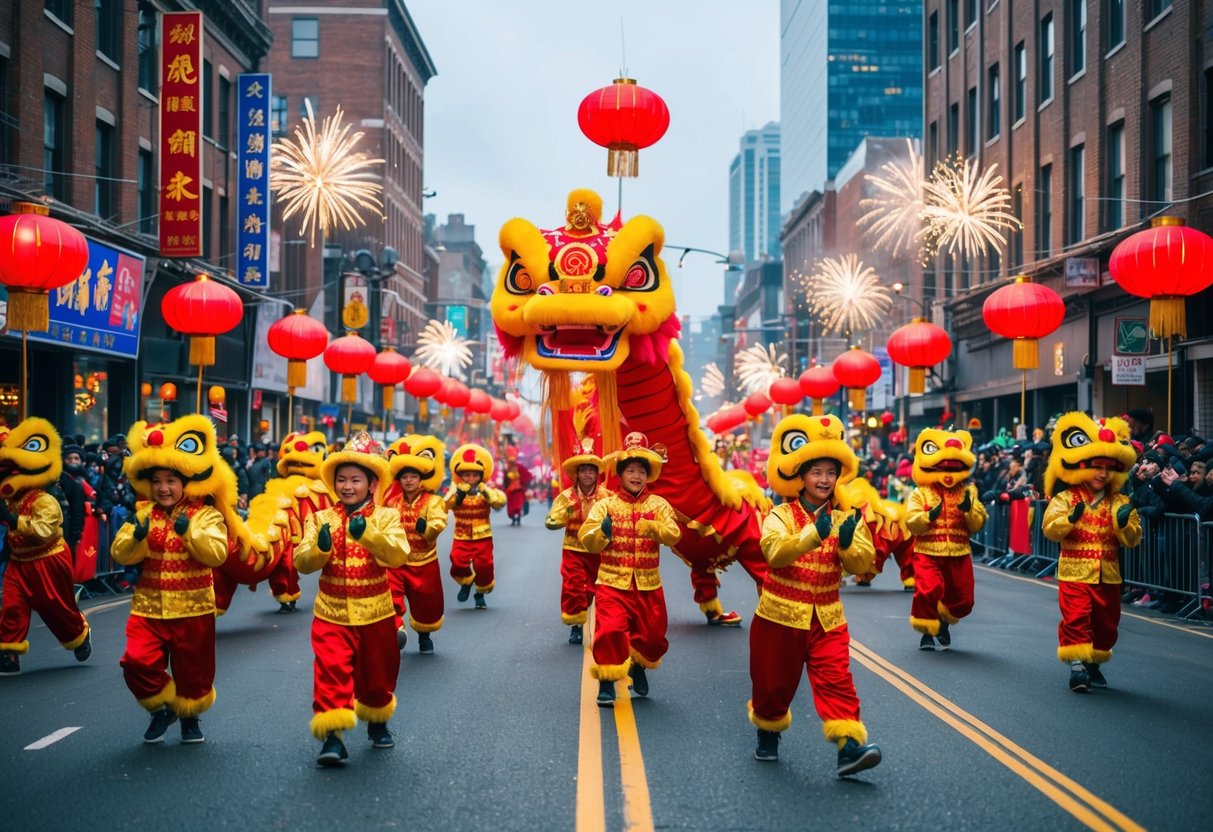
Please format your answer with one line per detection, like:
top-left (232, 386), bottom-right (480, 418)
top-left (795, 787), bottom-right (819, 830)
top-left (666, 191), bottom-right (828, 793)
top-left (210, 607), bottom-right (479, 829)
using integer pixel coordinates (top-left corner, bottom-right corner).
top-left (320, 431), bottom-right (389, 493)
top-left (562, 437), bottom-right (605, 480)
top-left (608, 431), bottom-right (665, 483)
top-left (276, 430), bottom-right (328, 479)
top-left (451, 443), bottom-right (494, 481)
top-left (911, 428), bottom-right (976, 488)
top-left (386, 434), bottom-right (446, 492)
top-left (766, 414), bottom-right (858, 499)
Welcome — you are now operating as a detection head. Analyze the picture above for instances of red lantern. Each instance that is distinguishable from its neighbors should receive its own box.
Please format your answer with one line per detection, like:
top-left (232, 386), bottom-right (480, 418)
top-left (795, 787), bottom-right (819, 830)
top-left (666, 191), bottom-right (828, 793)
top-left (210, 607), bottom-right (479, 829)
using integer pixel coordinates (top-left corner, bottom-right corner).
top-left (490, 398), bottom-right (511, 422)
top-left (445, 380), bottom-right (470, 409)
top-left (505, 400), bottom-right (522, 422)
top-left (1109, 216), bottom-right (1213, 339)
top-left (577, 78), bottom-right (670, 177)
top-left (161, 274), bottom-right (244, 366)
top-left (881, 411), bottom-right (895, 427)
top-left (886, 318), bottom-right (953, 394)
top-left (981, 275), bottom-right (1065, 370)
top-left (712, 404), bottom-right (748, 433)
top-left (743, 392), bottom-right (772, 417)
top-left (432, 377), bottom-right (453, 406)
top-left (267, 309), bottom-right (328, 390)
top-left (465, 388), bottom-right (492, 415)
top-left (768, 377), bottom-right (803, 408)
top-left (324, 332), bottom-right (376, 403)
top-left (833, 346), bottom-right (882, 411)
top-left (798, 365), bottom-right (841, 416)
top-left (0, 202), bottom-right (90, 332)
top-left (368, 348), bottom-right (412, 411)
top-left (404, 367), bottom-right (442, 399)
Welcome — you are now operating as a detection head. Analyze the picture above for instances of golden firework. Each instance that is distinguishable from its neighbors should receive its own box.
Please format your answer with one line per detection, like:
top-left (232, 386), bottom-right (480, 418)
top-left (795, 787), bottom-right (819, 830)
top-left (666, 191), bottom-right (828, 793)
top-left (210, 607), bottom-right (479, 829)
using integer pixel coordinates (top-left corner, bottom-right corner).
top-left (857, 139), bottom-right (925, 259)
top-left (415, 319), bottom-right (474, 380)
top-left (270, 100), bottom-right (384, 246)
top-left (734, 343), bottom-right (787, 397)
top-left (921, 156), bottom-right (1021, 259)
top-left (799, 253), bottom-right (892, 336)
top-left (700, 362), bottom-right (725, 398)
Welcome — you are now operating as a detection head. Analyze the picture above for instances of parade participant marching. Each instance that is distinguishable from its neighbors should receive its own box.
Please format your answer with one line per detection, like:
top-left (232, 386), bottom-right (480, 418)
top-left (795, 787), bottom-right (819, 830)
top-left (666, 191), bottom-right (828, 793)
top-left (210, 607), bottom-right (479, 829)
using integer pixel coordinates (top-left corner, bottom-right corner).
top-left (111, 416), bottom-right (238, 743)
top-left (444, 444), bottom-right (506, 609)
top-left (1041, 414), bottom-right (1140, 693)
top-left (905, 428), bottom-right (987, 651)
top-left (0, 419), bottom-right (91, 676)
top-left (579, 432), bottom-right (681, 707)
top-left (544, 437), bottom-right (611, 645)
top-left (748, 414), bottom-right (881, 776)
top-left (382, 435), bottom-right (448, 654)
top-left (294, 432), bottom-right (409, 766)
top-left (502, 445), bottom-right (532, 526)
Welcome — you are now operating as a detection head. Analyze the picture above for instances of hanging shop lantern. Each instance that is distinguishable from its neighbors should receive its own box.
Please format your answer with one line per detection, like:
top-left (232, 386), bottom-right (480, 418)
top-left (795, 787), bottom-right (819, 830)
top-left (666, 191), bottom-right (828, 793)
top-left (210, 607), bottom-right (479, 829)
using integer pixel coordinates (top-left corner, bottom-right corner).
top-left (981, 275), bottom-right (1064, 371)
top-left (323, 331), bottom-right (376, 403)
top-left (743, 391), bottom-right (772, 418)
top-left (161, 274), bottom-right (244, 367)
top-left (489, 398), bottom-right (511, 422)
top-left (0, 202), bottom-right (90, 332)
top-left (577, 78), bottom-right (670, 177)
top-left (768, 377), bottom-right (804, 408)
top-left (267, 309), bottom-right (329, 390)
top-left (367, 347), bottom-right (412, 411)
top-left (465, 388), bottom-right (493, 416)
top-left (1109, 216), bottom-right (1213, 339)
top-left (444, 380), bottom-right (471, 409)
top-left (798, 364), bottom-right (841, 416)
top-left (832, 346), bottom-right (882, 412)
top-left (159, 382), bottom-right (177, 403)
top-left (404, 367), bottom-right (443, 399)
top-left (886, 318), bottom-right (953, 394)
top-left (208, 385), bottom-right (226, 406)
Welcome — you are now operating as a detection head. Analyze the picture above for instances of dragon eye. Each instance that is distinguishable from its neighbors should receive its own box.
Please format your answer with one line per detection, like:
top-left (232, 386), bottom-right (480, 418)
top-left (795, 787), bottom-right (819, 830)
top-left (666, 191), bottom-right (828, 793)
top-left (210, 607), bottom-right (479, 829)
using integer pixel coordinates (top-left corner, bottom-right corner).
top-left (1062, 428), bottom-right (1091, 449)
top-left (780, 430), bottom-right (808, 454)
top-left (623, 260), bottom-right (657, 291)
top-left (175, 431), bottom-right (207, 455)
top-left (417, 448), bottom-right (436, 459)
top-left (505, 260), bottom-right (535, 295)
top-left (921, 440), bottom-right (940, 455)
top-left (20, 435), bottom-right (48, 453)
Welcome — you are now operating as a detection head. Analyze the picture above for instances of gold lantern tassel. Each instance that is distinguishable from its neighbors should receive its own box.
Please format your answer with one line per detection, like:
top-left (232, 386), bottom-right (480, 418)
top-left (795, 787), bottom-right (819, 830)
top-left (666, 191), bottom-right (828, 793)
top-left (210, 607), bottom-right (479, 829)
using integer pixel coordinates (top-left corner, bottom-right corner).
top-left (1012, 338), bottom-right (1038, 370)
top-left (593, 371), bottom-right (622, 455)
top-left (1149, 296), bottom-right (1186, 339)
top-left (419, 399), bottom-right (429, 420)
top-left (849, 388), bottom-right (867, 412)
top-left (341, 375), bottom-right (357, 403)
top-left (6, 288), bottom-right (50, 332)
top-left (908, 367), bottom-right (926, 395)
top-left (382, 386), bottom-right (395, 411)
top-left (811, 398), bottom-right (824, 416)
top-left (189, 335), bottom-right (216, 367)
top-left (287, 359), bottom-right (307, 390)
top-left (607, 144), bottom-right (639, 177)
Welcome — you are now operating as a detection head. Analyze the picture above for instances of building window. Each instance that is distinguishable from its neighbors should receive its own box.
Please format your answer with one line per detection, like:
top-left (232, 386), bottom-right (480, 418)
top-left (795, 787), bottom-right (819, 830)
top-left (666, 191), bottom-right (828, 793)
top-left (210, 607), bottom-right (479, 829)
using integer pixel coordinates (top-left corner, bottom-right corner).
top-left (1070, 0), bottom-right (1086, 76)
top-left (1107, 122), bottom-right (1125, 230)
top-left (966, 0), bottom-right (978, 27)
top-left (966, 87), bottom-right (978, 154)
top-left (1106, 0), bottom-right (1124, 48)
top-left (291, 18), bottom-right (320, 59)
top-left (1038, 164), bottom-right (1052, 257)
top-left (137, 148), bottom-right (155, 235)
top-left (218, 76), bottom-right (231, 149)
top-left (137, 7), bottom-right (157, 93)
top-left (1205, 69), bottom-right (1213, 169)
top-left (987, 64), bottom-right (1001, 140)
top-left (1014, 42), bottom-right (1027, 122)
top-left (45, 0), bottom-right (72, 26)
top-left (1011, 184), bottom-right (1024, 269)
top-left (1068, 144), bottom-right (1085, 246)
top-left (271, 95), bottom-right (288, 137)
top-left (1039, 14), bottom-right (1054, 104)
top-left (929, 12), bottom-right (940, 70)
top-left (202, 60), bottom-right (213, 139)
top-left (1148, 0), bottom-right (1172, 19)
top-left (202, 185), bottom-right (213, 259)
top-left (948, 102), bottom-right (959, 155)
top-left (928, 120), bottom-right (939, 164)
top-left (96, 0), bottom-right (120, 61)
top-left (1151, 95), bottom-right (1173, 204)
top-left (43, 91), bottom-right (66, 201)
top-left (947, 0), bottom-right (959, 53)
top-left (95, 121), bottom-right (114, 218)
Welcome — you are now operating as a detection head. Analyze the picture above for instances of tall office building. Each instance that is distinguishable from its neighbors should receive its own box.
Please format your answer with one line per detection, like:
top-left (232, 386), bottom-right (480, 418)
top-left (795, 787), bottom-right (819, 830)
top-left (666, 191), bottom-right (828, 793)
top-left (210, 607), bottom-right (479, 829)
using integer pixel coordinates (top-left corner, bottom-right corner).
top-left (780, 0), bottom-right (922, 213)
top-left (728, 121), bottom-right (781, 266)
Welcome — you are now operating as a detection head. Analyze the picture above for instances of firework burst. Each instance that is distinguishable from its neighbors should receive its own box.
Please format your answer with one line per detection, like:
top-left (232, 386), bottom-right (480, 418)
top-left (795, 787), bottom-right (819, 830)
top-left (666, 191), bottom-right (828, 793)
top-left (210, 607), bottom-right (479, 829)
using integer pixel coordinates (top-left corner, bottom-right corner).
top-left (414, 319), bottom-right (474, 379)
top-left (700, 363), bottom-right (725, 398)
top-left (270, 100), bottom-right (384, 245)
top-left (799, 254), bottom-right (893, 336)
top-left (734, 344), bottom-right (787, 397)
top-left (921, 155), bottom-right (1021, 259)
top-left (857, 139), bottom-right (925, 259)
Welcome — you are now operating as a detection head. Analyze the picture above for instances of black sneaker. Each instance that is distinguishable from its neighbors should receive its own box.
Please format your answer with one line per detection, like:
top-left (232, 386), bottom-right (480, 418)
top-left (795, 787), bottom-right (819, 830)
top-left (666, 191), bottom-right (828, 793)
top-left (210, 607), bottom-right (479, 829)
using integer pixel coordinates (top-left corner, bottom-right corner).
top-left (936, 621), bottom-right (951, 650)
top-left (180, 717), bottom-right (204, 744)
top-left (837, 738), bottom-right (882, 777)
top-left (73, 631), bottom-right (92, 662)
top-left (367, 722), bottom-right (394, 749)
top-left (288, 600), bottom-right (297, 611)
top-left (568, 625), bottom-right (583, 645)
top-left (755, 729), bottom-right (780, 762)
top-left (474, 592), bottom-right (487, 610)
top-left (0, 651), bottom-right (20, 676)
top-left (457, 583), bottom-right (472, 603)
top-left (1068, 662), bottom-right (1090, 693)
top-left (1084, 663), bottom-right (1107, 688)
top-left (855, 580), bottom-right (872, 587)
top-left (903, 584), bottom-right (915, 593)
top-left (396, 627), bottom-right (408, 650)
top-left (143, 706), bottom-right (178, 743)
top-left (628, 663), bottom-right (649, 697)
top-left (596, 679), bottom-right (616, 707)
top-left (418, 633), bottom-right (434, 654)
top-left (317, 732), bottom-right (349, 767)
top-left (278, 602), bottom-right (293, 614)
top-left (919, 633), bottom-right (936, 651)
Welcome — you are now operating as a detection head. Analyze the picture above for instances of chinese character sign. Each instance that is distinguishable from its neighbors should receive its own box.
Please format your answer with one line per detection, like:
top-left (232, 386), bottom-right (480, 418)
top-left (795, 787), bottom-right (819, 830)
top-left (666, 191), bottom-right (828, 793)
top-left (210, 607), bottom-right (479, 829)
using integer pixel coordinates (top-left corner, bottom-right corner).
top-left (159, 11), bottom-right (204, 257)
top-left (236, 73), bottom-right (271, 288)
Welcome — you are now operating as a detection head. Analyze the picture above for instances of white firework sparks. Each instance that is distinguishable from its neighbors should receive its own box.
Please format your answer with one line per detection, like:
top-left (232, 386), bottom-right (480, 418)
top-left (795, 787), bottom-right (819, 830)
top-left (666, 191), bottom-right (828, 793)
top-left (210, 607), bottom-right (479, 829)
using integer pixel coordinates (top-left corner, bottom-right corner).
top-left (270, 99), bottom-right (384, 246)
top-left (734, 344), bottom-right (787, 397)
top-left (414, 319), bottom-right (473, 379)
top-left (799, 253), bottom-right (893, 336)
top-left (700, 362), bottom-right (725, 398)
top-left (857, 138), bottom-right (925, 259)
top-left (921, 155), bottom-right (1021, 259)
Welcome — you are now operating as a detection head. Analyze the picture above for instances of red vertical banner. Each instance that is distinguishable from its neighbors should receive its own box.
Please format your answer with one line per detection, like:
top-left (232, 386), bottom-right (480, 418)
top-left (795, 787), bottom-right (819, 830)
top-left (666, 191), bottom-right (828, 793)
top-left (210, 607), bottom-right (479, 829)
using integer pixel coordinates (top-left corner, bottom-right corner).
top-left (158, 11), bottom-right (204, 257)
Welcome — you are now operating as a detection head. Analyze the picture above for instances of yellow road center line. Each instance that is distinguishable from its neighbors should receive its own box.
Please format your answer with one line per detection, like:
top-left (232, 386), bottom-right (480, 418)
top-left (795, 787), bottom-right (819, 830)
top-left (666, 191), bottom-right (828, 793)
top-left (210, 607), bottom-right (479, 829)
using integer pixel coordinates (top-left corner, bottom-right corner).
top-left (612, 676), bottom-right (655, 832)
top-left (576, 608), bottom-right (606, 832)
top-left (851, 640), bottom-right (1145, 832)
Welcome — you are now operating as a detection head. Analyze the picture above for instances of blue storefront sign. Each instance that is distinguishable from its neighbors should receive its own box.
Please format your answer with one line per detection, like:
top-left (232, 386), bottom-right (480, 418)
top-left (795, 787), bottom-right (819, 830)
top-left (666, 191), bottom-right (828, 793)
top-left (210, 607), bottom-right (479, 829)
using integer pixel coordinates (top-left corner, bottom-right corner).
top-left (446, 305), bottom-right (467, 338)
top-left (235, 73), bottom-right (271, 289)
top-left (3, 236), bottom-right (146, 358)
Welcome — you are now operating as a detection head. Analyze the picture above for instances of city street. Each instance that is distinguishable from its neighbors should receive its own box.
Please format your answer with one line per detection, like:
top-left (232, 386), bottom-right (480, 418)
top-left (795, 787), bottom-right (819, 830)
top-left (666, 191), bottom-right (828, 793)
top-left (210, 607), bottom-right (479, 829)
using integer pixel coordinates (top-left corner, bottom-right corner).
top-left (3, 516), bottom-right (1210, 832)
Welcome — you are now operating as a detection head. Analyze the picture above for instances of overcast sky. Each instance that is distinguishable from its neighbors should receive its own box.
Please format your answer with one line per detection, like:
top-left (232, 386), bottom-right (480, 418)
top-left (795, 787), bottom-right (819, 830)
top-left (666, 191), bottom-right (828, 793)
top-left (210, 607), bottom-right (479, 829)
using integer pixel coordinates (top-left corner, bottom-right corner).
top-left (409, 1), bottom-right (780, 318)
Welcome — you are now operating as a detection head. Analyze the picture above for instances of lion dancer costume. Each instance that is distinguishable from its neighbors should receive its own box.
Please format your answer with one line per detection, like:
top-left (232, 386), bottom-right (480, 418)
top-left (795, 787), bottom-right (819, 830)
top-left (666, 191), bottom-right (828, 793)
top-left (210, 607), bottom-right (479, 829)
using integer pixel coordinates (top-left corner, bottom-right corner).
top-left (748, 415), bottom-right (882, 777)
top-left (905, 429), bottom-right (987, 651)
top-left (445, 444), bottom-right (506, 609)
top-left (502, 445), bottom-right (531, 526)
top-left (1041, 414), bottom-right (1140, 693)
top-left (544, 437), bottom-right (611, 645)
top-left (382, 435), bottom-right (448, 654)
top-left (111, 416), bottom-right (241, 743)
top-left (295, 433), bottom-right (409, 765)
top-left (848, 478), bottom-right (915, 591)
top-left (265, 431), bottom-right (332, 611)
top-left (0, 419), bottom-right (91, 676)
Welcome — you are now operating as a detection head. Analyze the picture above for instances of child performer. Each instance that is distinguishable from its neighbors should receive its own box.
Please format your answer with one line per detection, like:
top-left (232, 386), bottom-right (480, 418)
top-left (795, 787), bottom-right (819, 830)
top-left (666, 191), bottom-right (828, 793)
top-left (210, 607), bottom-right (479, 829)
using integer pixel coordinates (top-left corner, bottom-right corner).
top-left (0, 418), bottom-right (91, 676)
top-left (1041, 414), bottom-right (1140, 692)
top-left (111, 416), bottom-right (237, 743)
top-left (382, 435), bottom-right (449, 654)
top-left (444, 444), bottom-right (506, 609)
top-left (544, 438), bottom-right (611, 645)
top-left (295, 433), bottom-right (409, 766)
top-left (579, 433), bottom-right (680, 707)
top-left (748, 414), bottom-right (882, 777)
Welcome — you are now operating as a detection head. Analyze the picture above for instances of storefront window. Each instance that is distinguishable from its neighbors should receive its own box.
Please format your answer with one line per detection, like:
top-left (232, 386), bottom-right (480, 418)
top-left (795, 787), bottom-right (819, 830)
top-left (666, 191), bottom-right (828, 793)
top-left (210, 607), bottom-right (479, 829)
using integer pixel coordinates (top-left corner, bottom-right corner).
top-left (73, 357), bottom-right (110, 444)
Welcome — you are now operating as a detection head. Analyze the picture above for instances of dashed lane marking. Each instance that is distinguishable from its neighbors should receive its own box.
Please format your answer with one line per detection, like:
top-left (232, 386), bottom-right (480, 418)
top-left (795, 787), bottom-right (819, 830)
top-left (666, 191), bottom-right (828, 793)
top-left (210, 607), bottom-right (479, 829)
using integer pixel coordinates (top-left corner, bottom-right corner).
top-left (24, 727), bottom-right (81, 750)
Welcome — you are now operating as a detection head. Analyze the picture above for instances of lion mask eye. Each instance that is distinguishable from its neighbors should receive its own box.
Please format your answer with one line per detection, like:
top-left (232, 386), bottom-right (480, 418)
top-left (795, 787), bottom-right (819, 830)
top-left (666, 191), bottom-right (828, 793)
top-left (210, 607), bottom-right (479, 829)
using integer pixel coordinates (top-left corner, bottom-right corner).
top-left (20, 435), bottom-right (48, 453)
top-left (310, 443), bottom-right (327, 455)
top-left (417, 449), bottom-right (436, 460)
top-left (175, 431), bottom-right (207, 455)
top-left (505, 256), bottom-right (536, 295)
top-left (1061, 428), bottom-right (1091, 449)
top-left (780, 430), bottom-right (808, 455)
top-left (920, 440), bottom-right (940, 455)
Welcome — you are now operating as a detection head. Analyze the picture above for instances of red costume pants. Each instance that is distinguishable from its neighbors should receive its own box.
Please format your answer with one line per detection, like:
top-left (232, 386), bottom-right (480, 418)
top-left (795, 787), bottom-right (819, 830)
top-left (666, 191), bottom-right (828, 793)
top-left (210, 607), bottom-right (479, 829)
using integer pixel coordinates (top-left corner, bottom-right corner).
top-left (749, 615), bottom-right (863, 738)
top-left (1058, 580), bottom-right (1121, 662)
top-left (560, 548), bottom-right (599, 626)
top-left (121, 613), bottom-right (216, 714)
top-left (212, 568), bottom-right (239, 615)
top-left (387, 559), bottom-right (445, 632)
top-left (312, 616), bottom-right (399, 721)
top-left (591, 583), bottom-right (668, 678)
top-left (911, 554), bottom-right (974, 629)
top-left (268, 547), bottom-right (301, 603)
top-left (450, 538), bottom-right (495, 592)
top-left (872, 538), bottom-right (915, 586)
top-left (0, 551), bottom-right (89, 653)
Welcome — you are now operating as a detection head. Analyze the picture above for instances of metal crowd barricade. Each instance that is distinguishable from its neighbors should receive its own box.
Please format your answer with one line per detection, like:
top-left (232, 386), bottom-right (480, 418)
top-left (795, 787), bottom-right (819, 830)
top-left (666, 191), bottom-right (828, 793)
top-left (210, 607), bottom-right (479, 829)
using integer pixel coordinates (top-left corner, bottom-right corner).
top-left (1123, 513), bottom-right (1205, 621)
top-left (974, 500), bottom-right (1009, 562)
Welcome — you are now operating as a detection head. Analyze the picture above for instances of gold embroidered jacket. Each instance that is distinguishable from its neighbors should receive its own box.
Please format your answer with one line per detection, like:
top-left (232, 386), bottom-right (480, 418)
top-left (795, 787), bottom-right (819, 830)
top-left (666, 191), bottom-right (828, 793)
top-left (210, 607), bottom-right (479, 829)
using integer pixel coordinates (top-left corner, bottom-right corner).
top-left (905, 483), bottom-right (987, 557)
top-left (1042, 487), bottom-right (1141, 584)
top-left (384, 491), bottom-right (448, 565)
top-left (545, 484), bottom-right (612, 553)
top-left (5, 489), bottom-right (71, 562)
top-left (443, 485), bottom-right (506, 541)
top-left (579, 489), bottom-right (681, 590)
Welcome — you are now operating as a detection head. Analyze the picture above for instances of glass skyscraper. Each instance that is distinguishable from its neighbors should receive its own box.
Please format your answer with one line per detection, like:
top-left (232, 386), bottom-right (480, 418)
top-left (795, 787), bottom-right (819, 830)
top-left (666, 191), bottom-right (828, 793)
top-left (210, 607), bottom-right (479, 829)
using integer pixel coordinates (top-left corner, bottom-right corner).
top-left (728, 121), bottom-right (781, 265)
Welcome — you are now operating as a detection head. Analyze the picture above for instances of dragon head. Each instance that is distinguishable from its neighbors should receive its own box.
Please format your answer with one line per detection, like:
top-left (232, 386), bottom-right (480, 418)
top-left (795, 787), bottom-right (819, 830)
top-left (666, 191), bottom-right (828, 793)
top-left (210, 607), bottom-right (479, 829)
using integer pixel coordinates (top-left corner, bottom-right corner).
top-left (276, 430), bottom-right (328, 479)
top-left (490, 188), bottom-right (679, 372)
top-left (386, 434), bottom-right (446, 492)
top-left (766, 414), bottom-right (858, 499)
top-left (0, 417), bottom-right (64, 497)
top-left (124, 415), bottom-right (238, 505)
top-left (1045, 412), bottom-right (1137, 497)
top-left (912, 428), bottom-right (976, 488)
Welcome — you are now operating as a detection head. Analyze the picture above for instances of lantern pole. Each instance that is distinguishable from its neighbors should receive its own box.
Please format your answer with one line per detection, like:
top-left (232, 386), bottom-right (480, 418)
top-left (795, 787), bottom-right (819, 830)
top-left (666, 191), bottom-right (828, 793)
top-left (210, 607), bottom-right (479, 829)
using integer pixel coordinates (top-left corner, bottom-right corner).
top-left (19, 330), bottom-right (28, 421)
top-left (288, 391), bottom-right (294, 435)
top-left (1167, 337), bottom-right (1173, 436)
top-left (196, 365), bottom-right (204, 412)
top-left (1020, 369), bottom-right (1027, 438)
